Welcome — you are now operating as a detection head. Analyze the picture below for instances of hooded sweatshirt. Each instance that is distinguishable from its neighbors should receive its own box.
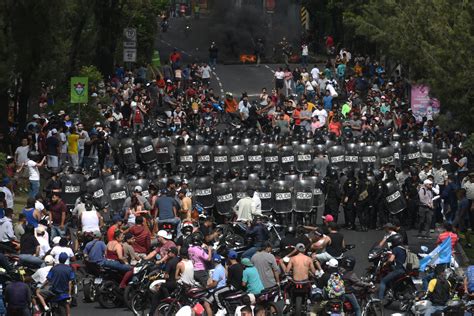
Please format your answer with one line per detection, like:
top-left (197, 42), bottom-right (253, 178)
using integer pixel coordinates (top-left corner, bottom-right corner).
top-left (0, 217), bottom-right (15, 242)
top-left (129, 224), bottom-right (150, 254)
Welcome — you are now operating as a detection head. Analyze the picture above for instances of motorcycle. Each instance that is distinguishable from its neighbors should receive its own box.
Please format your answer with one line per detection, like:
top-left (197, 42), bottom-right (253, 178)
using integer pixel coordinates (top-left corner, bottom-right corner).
top-left (83, 261), bottom-right (125, 308)
top-left (282, 277), bottom-right (313, 315)
top-left (366, 244), bottom-right (416, 311)
top-left (123, 260), bottom-right (160, 310)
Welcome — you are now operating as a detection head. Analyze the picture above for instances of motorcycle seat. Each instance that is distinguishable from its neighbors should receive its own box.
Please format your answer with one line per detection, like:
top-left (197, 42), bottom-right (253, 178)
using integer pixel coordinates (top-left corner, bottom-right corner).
top-left (223, 290), bottom-right (246, 300)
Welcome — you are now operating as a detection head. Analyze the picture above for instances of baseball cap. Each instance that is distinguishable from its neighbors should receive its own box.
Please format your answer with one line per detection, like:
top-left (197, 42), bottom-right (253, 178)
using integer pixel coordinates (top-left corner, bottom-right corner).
top-left (322, 214), bottom-right (334, 222)
top-left (36, 225), bottom-right (46, 234)
top-left (32, 114), bottom-right (40, 119)
top-left (44, 255), bottom-right (55, 265)
top-left (52, 236), bottom-right (61, 244)
top-left (157, 230), bottom-right (172, 240)
top-left (241, 258), bottom-right (253, 267)
top-left (93, 231), bottom-right (102, 238)
top-left (327, 258), bottom-right (339, 268)
top-left (423, 179), bottom-right (433, 185)
top-left (227, 250), bottom-right (238, 260)
top-left (212, 253), bottom-right (222, 262)
top-left (58, 252), bottom-right (69, 263)
top-left (383, 222), bottom-right (396, 229)
top-left (295, 243), bottom-right (306, 252)
top-left (134, 186), bottom-right (143, 193)
top-left (51, 128), bottom-right (58, 134)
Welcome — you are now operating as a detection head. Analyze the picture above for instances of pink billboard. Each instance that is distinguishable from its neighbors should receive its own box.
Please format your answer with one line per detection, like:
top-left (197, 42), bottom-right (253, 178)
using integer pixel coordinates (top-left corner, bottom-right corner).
top-left (411, 85), bottom-right (440, 122)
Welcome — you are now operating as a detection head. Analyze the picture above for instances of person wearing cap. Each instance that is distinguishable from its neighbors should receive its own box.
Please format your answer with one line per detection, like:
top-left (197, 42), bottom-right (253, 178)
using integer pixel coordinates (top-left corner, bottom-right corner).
top-left (316, 258), bottom-right (339, 289)
top-left (241, 257), bottom-right (264, 295)
top-left (45, 128), bottom-right (60, 169)
top-left (286, 243), bottom-right (318, 283)
top-left (36, 225), bottom-right (51, 257)
top-left (145, 230), bottom-right (176, 264)
top-left (121, 185), bottom-right (152, 214)
top-left (203, 253), bottom-right (227, 316)
top-left (32, 255), bottom-right (55, 285)
top-left (226, 250), bottom-right (244, 291)
top-left (418, 179), bottom-right (434, 238)
top-left (83, 231), bottom-right (106, 265)
top-left (378, 222), bottom-right (398, 247)
top-left (148, 246), bottom-right (180, 316)
top-left (50, 237), bottom-right (75, 265)
top-left (321, 214), bottom-right (335, 234)
top-left (250, 241), bottom-right (280, 289)
top-left (37, 252), bottom-right (75, 314)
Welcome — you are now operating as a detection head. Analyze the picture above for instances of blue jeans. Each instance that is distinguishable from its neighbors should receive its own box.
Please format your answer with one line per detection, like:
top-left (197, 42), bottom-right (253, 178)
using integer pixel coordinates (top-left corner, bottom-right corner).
top-left (102, 260), bottom-right (131, 272)
top-left (19, 254), bottom-right (44, 268)
top-left (378, 269), bottom-right (405, 299)
top-left (241, 247), bottom-right (258, 259)
top-left (209, 57), bottom-right (217, 67)
top-left (345, 293), bottom-right (361, 316)
top-left (51, 225), bottom-right (66, 240)
top-left (426, 305), bottom-right (445, 316)
top-left (29, 180), bottom-right (40, 198)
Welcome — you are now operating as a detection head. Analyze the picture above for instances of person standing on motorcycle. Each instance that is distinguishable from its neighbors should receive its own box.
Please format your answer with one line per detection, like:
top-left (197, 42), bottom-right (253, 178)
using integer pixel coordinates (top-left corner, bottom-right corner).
top-left (377, 234), bottom-right (406, 300)
top-left (203, 254), bottom-right (227, 316)
top-left (341, 169), bottom-right (357, 230)
top-left (340, 256), bottom-right (373, 316)
top-left (38, 252), bottom-right (75, 315)
top-left (425, 264), bottom-right (452, 315)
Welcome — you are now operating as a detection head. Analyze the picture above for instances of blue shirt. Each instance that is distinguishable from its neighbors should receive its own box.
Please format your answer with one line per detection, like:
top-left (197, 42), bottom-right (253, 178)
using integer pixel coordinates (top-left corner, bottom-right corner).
top-left (84, 239), bottom-right (106, 264)
top-left (242, 266), bottom-right (264, 294)
top-left (23, 208), bottom-right (39, 228)
top-left (323, 96), bottom-right (333, 110)
top-left (212, 264), bottom-right (227, 288)
top-left (156, 196), bottom-right (176, 220)
top-left (47, 264), bottom-right (75, 294)
top-left (392, 246), bottom-right (407, 271)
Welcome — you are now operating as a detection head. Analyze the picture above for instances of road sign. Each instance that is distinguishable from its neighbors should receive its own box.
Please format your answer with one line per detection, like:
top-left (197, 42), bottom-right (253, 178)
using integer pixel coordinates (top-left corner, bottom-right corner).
top-left (301, 7), bottom-right (310, 30)
top-left (123, 41), bottom-right (136, 48)
top-left (123, 48), bottom-right (137, 62)
top-left (123, 28), bottom-right (137, 42)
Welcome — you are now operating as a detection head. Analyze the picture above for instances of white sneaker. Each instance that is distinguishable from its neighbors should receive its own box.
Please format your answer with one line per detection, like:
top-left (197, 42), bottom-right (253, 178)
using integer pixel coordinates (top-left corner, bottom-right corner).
top-left (216, 308), bottom-right (227, 316)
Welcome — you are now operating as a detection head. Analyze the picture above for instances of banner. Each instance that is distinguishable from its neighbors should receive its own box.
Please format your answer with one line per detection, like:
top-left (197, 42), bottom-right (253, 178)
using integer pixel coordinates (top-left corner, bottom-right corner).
top-left (70, 77), bottom-right (88, 104)
top-left (411, 85), bottom-right (440, 122)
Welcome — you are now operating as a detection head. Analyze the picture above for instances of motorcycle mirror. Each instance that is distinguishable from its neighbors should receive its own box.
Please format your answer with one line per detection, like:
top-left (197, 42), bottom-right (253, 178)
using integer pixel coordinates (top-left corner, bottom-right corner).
top-left (420, 246), bottom-right (428, 253)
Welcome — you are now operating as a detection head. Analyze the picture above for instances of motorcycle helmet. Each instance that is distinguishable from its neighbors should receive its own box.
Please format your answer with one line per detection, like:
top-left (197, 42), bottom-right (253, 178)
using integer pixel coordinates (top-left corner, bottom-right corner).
top-left (341, 255), bottom-right (356, 271)
top-left (411, 300), bottom-right (432, 315)
top-left (287, 225), bottom-right (296, 235)
top-left (357, 170), bottom-right (367, 180)
top-left (181, 223), bottom-right (194, 236)
top-left (386, 233), bottom-right (403, 249)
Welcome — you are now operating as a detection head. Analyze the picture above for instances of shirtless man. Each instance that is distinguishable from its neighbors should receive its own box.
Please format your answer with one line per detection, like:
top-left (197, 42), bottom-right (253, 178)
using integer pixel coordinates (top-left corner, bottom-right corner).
top-left (286, 243), bottom-right (317, 281)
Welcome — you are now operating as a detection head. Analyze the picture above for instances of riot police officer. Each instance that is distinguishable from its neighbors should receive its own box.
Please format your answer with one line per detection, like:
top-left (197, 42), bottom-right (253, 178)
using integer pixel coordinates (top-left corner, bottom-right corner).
top-left (355, 170), bottom-right (373, 232)
top-left (373, 171), bottom-right (387, 229)
top-left (324, 169), bottom-right (341, 222)
top-left (341, 168), bottom-right (357, 230)
top-left (403, 169), bottom-right (421, 228)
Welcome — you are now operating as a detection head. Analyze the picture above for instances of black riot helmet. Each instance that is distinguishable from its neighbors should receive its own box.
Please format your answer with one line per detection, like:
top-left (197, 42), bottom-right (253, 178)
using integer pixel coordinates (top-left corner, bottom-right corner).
top-left (358, 170), bottom-right (367, 180)
top-left (387, 233), bottom-right (403, 249)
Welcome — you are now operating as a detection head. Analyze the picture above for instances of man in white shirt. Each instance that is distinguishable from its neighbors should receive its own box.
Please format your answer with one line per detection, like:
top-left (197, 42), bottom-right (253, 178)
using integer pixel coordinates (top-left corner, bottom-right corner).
top-left (50, 237), bottom-right (75, 264)
top-left (312, 104), bottom-right (328, 126)
top-left (201, 63), bottom-right (212, 86)
top-left (301, 44), bottom-right (309, 67)
top-left (32, 255), bottom-right (55, 285)
top-left (0, 179), bottom-right (14, 208)
top-left (252, 191), bottom-right (262, 216)
top-left (238, 95), bottom-right (250, 121)
top-left (27, 155), bottom-right (46, 199)
top-left (77, 123), bottom-right (89, 167)
top-left (233, 190), bottom-right (257, 222)
top-left (310, 65), bottom-right (320, 81)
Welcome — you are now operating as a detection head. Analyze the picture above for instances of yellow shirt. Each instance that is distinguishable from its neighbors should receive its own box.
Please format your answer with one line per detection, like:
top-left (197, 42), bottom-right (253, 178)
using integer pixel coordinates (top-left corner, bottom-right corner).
top-left (68, 134), bottom-right (79, 154)
top-left (307, 102), bottom-right (316, 112)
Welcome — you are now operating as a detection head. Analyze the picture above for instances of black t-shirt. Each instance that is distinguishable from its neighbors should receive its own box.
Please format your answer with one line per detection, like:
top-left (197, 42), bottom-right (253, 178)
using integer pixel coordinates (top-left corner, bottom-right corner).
top-left (46, 136), bottom-right (59, 156)
top-left (20, 234), bottom-right (39, 255)
top-left (326, 232), bottom-right (344, 257)
top-left (227, 263), bottom-right (244, 290)
top-left (165, 257), bottom-right (180, 285)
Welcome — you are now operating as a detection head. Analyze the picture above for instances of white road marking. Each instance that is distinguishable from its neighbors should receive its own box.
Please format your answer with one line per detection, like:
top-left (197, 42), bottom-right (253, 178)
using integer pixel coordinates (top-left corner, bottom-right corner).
top-left (159, 39), bottom-right (193, 57)
top-left (264, 64), bottom-right (275, 74)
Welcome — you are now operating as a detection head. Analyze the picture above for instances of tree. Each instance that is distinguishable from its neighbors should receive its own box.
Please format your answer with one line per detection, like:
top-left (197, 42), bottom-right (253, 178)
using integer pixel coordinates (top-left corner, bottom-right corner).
top-left (345, 0), bottom-right (474, 129)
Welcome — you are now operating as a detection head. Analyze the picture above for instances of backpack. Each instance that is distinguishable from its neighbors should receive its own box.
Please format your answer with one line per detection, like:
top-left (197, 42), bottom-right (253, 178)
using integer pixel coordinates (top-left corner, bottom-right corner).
top-left (401, 246), bottom-right (420, 271)
top-left (326, 272), bottom-right (345, 298)
top-left (467, 265), bottom-right (474, 293)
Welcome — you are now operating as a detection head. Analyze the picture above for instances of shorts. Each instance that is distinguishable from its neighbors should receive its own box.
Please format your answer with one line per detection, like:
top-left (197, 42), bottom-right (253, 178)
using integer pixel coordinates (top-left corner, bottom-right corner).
top-left (276, 79), bottom-right (284, 89)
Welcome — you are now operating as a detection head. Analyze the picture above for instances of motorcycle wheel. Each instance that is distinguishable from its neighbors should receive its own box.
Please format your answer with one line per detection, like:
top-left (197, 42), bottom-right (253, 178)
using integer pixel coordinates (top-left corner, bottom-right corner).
top-left (83, 281), bottom-right (96, 302)
top-left (154, 302), bottom-right (181, 316)
top-left (97, 280), bottom-right (121, 309)
top-left (294, 296), bottom-right (303, 316)
top-left (131, 291), bottom-right (151, 316)
top-left (398, 284), bottom-right (416, 311)
top-left (124, 284), bottom-right (137, 309)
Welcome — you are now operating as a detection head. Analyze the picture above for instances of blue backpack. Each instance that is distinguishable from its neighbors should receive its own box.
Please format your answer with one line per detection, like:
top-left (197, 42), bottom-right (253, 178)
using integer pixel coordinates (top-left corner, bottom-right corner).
top-left (467, 266), bottom-right (474, 293)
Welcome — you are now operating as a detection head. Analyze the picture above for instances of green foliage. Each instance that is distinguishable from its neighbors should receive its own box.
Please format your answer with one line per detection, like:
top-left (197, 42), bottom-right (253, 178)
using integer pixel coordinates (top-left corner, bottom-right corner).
top-left (463, 134), bottom-right (474, 154)
top-left (0, 152), bottom-right (6, 176)
top-left (345, 0), bottom-right (474, 130)
top-left (79, 65), bottom-right (103, 87)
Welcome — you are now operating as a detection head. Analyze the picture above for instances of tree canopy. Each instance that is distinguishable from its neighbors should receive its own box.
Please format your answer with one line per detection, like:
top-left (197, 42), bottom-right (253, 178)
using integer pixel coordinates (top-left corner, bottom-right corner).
top-left (0, 0), bottom-right (168, 129)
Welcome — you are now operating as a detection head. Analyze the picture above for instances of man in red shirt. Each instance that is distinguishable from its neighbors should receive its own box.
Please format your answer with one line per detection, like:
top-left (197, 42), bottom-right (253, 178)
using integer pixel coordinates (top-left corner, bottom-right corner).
top-left (292, 103), bottom-right (302, 133)
top-left (49, 192), bottom-right (67, 240)
top-left (436, 222), bottom-right (459, 254)
top-left (129, 216), bottom-right (151, 255)
top-left (169, 49), bottom-right (181, 69)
